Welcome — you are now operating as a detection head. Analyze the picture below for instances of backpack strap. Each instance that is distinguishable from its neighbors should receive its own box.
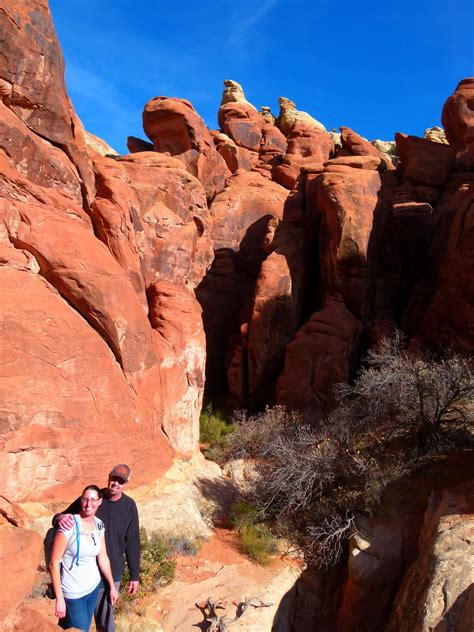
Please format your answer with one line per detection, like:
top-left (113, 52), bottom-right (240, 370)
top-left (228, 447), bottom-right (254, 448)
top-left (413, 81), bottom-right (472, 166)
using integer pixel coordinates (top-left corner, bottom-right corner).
top-left (73, 515), bottom-right (80, 566)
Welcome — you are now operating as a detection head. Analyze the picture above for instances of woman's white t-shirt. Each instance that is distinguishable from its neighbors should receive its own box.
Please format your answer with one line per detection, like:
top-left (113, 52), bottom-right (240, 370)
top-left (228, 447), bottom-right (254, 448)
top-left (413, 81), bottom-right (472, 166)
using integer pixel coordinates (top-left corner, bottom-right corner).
top-left (59, 515), bottom-right (103, 598)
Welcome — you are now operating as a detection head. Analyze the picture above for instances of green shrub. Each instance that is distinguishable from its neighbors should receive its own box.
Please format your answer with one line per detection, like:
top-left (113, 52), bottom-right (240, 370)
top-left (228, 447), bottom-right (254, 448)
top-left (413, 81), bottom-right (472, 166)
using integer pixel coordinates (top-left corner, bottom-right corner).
top-left (200, 402), bottom-right (235, 462)
top-left (117, 527), bottom-right (176, 613)
top-left (231, 500), bottom-right (260, 528)
top-left (231, 500), bottom-right (277, 565)
top-left (240, 523), bottom-right (278, 566)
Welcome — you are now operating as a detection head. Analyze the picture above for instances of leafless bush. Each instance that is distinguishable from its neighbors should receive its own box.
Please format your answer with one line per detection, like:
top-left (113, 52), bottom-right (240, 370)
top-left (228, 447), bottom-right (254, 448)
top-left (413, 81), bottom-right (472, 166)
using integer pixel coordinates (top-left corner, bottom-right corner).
top-left (306, 513), bottom-right (356, 569)
top-left (226, 334), bottom-right (474, 568)
top-left (333, 333), bottom-right (474, 453)
top-left (226, 406), bottom-right (303, 459)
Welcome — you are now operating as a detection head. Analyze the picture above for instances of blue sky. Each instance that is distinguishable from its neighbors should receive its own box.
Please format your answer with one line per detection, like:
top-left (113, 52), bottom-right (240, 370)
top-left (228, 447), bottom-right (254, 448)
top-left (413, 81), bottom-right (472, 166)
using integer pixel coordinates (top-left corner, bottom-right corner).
top-left (49, 0), bottom-right (473, 155)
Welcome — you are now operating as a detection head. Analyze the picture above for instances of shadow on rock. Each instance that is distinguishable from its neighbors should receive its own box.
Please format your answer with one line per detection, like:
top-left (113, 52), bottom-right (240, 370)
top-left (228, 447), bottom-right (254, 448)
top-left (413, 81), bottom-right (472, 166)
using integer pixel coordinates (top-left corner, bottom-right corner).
top-left (195, 475), bottom-right (237, 525)
top-left (272, 566), bottom-right (344, 632)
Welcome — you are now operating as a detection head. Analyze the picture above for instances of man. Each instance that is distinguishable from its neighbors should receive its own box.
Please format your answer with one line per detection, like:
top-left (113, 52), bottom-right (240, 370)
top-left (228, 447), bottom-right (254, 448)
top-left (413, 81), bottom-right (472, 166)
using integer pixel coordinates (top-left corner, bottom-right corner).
top-left (54, 464), bottom-right (140, 632)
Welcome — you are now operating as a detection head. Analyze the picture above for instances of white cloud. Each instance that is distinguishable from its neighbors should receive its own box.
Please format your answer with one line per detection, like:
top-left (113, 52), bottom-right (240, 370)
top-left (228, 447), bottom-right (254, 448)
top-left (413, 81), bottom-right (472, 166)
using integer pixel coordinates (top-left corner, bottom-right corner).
top-left (229, 0), bottom-right (279, 49)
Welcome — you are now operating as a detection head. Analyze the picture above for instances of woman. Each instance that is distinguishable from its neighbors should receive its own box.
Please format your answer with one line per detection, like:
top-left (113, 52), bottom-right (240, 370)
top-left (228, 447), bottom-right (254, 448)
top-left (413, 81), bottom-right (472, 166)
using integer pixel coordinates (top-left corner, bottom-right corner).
top-left (49, 485), bottom-right (119, 631)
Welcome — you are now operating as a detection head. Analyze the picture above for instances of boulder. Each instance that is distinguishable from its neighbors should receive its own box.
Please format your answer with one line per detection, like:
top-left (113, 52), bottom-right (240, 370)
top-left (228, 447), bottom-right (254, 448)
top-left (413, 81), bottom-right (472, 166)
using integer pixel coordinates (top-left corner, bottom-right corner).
top-left (423, 125), bottom-right (448, 144)
top-left (340, 126), bottom-right (394, 169)
top-left (208, 170), bottom-right (288, 251)
top-left (218, 101), bottom-right (263, 152)
top-left (395, 132), bottom-right (454, 187)
top-left (441, 77), bottom-right (474, 159)
top-left (273, 123), bottom-right (334, 190)
top-left (259, 106), bottom-right (276, 125)
top-left (276, 298), bottom-right (362, 418)
top-left (3, 605), bottom-right (59, 631)
top-left (277, 96), bottom-right (326, 135)
top-left (220, 79), bottom-right (257, 108)
top-left (211, 131), bottom-right (255, 173)
top-left (127, 136), bottom-right (154, 153)
top-left (143, 96), bottom-right (230, 201)
top-left (0, 525), bottom-right (42, 624)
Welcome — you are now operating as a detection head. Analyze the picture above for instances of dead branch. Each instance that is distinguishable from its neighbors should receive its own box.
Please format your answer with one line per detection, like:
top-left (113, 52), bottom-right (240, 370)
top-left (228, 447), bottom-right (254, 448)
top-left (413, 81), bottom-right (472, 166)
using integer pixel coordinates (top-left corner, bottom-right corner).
top-left (196, 596), bottom-right (273, 631)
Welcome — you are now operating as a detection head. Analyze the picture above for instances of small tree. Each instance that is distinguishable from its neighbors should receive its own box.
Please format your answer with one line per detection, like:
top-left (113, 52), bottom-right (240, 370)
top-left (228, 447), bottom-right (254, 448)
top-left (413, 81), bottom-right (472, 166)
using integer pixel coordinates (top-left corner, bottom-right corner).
top-left (226, 335), bottom-right (474, 568)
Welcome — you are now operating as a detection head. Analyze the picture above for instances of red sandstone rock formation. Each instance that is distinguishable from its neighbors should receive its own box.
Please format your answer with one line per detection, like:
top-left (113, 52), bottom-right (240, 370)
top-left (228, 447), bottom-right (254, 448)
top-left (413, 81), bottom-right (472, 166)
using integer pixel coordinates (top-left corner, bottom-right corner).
top-left (143, 96), bottom-right (230, 201)
top-left (395, 132), bottom-right (454, 187)
top-left (0, 524), bottom-right (43, 626)
top-left (273, 122), bottom-right (334, 190)
top-left (276, 298), bottom-right (361, 417)
top-left (91, 152), bottom-right (212, 294)
top-left (411, 179), bottom-right (474, 353)
top-left (0, 1), bottom-right (211, 519)
top-left (340, 126), bottom-right (395, 170)
top-left (337, 457), bottom-right (474, 632)
top-left (385, 484), bottom-right (474, 632)
top-left (218, 101), bottom-right (264, 153)
top-left (0, 0), bottom-right (95, 205)
top-left (312, 156), bottom-right (384, 318)
top-left (0, 2), bottom-right (473, 625)
top-left (240, 188), bottom-right (311, 409)
top-left (216, 81), bottom-right (288, 180)
top-left (196, 170), bottom-right (289, 396)
top-left (442, 77), bottom-right (474, 164)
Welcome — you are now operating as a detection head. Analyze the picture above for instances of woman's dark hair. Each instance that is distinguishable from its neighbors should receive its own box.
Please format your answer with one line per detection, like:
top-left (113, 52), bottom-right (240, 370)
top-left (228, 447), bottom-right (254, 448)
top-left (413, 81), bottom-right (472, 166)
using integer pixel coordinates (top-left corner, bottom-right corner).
top-left (81, 484), bottom-right (102, 498)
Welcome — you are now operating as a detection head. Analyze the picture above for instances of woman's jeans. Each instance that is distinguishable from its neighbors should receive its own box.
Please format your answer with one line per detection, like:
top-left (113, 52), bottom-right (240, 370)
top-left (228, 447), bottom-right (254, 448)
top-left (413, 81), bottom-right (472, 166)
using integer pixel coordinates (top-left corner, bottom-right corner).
top-left (59, 582), bottom-right (100, 631)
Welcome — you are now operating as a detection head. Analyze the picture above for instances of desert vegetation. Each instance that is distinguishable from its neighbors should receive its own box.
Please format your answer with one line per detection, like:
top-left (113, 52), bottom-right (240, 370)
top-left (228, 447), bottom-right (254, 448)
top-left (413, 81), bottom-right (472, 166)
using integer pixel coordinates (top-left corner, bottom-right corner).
top-left (231, 500), bottom-right (278, 565)
top-left (117, 527), bottom-right (204, 614)
top-left (225, 335), bottom-right (474, 568)
top-left (199, 401), bottom-right (236, 463)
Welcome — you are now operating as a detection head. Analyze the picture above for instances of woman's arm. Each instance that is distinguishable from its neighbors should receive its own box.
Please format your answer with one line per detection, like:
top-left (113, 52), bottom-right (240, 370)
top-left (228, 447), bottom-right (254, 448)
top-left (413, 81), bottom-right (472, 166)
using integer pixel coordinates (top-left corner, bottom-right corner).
top-left (97, 533), bottom-right (119, 605)
top-left (49, 531), bottom-right (68, 618)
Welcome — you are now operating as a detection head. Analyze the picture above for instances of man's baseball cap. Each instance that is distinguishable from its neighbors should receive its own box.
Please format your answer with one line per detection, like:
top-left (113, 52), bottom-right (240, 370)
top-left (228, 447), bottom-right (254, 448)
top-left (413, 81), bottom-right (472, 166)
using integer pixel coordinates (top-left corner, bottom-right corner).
top-left (109, 464), bottom-right (131, 482)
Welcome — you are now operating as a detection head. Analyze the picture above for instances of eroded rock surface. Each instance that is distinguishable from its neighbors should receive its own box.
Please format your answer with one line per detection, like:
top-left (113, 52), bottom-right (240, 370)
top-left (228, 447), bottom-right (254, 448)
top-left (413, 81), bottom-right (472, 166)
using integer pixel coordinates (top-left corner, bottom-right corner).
top-left (386, 485), bottom-right (474, 632)
top-left (143, 96), bottom-right (230, 201)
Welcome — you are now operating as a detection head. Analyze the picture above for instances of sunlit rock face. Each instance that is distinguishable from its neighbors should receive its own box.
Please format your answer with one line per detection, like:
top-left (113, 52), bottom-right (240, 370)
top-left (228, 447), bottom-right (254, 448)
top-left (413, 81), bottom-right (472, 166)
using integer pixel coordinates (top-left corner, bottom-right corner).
top-left (142, 95), bottom-right (230, 201)
top-left (0, 0), bottom-right (95, 206)
top-left (0, 0), bottom-right (212, 518)
top-left (385, 484), bottom-right (474, 632)
top-left (1, 3), bottom-right (473, 480)
top-left (442, 77), bottom-right (474, 162)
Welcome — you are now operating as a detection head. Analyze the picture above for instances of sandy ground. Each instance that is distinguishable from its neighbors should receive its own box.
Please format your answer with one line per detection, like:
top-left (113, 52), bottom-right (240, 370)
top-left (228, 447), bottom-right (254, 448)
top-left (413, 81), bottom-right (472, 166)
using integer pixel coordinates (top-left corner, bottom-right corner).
top-left (153, 526), bottom-right (300, 631)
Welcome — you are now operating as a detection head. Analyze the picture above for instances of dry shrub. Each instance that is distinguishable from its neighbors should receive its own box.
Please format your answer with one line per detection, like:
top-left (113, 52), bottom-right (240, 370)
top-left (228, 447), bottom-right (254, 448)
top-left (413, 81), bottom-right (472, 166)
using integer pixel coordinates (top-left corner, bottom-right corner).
top-left (226, 334), bottom-right (474, 568)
